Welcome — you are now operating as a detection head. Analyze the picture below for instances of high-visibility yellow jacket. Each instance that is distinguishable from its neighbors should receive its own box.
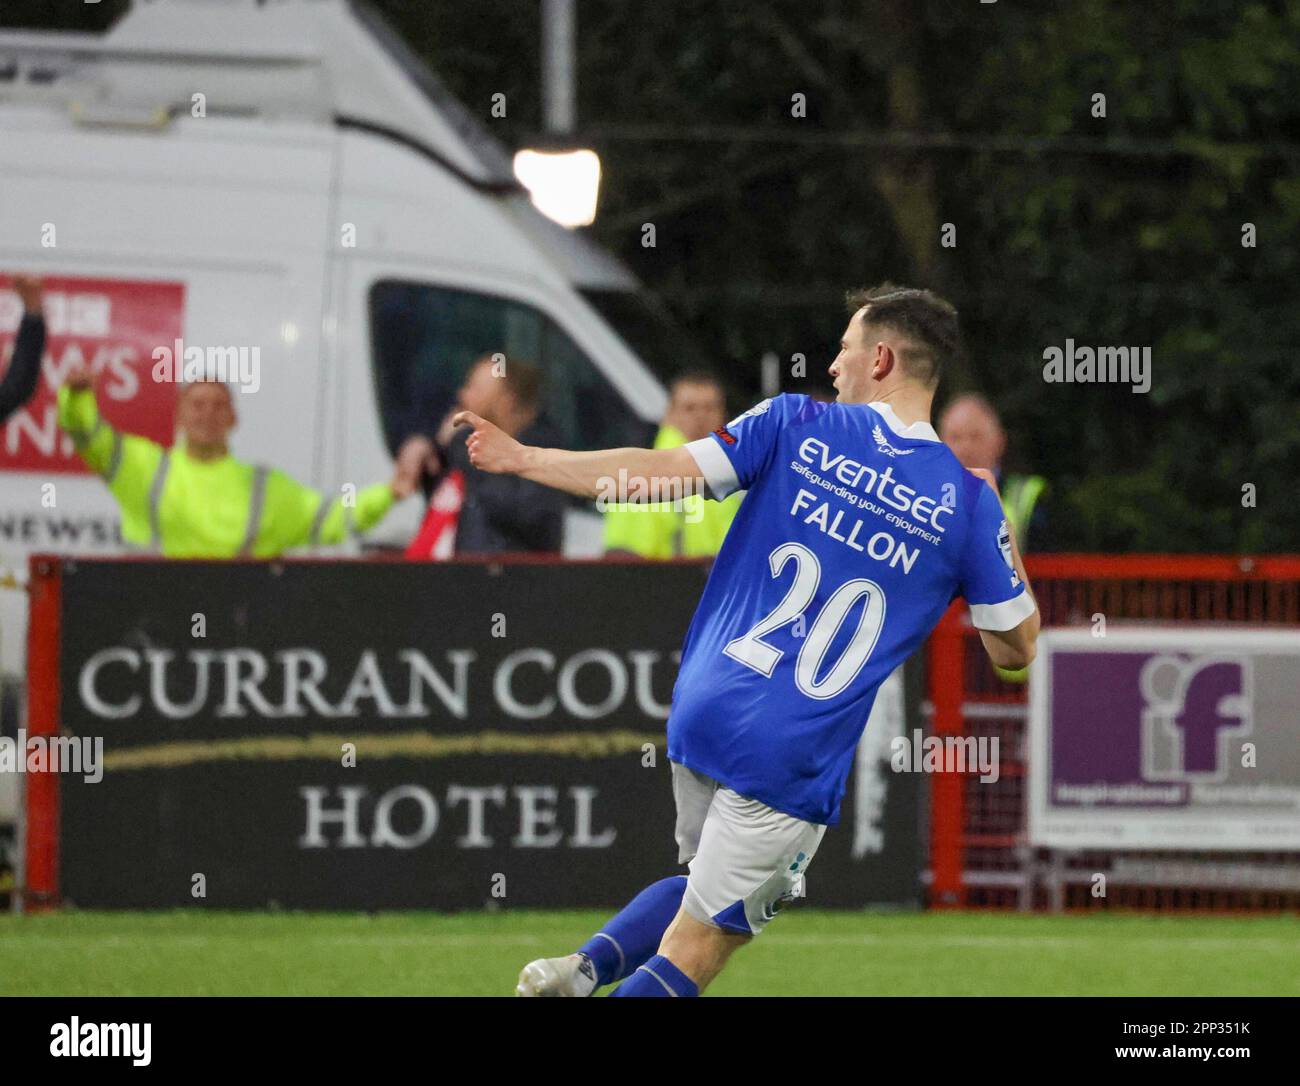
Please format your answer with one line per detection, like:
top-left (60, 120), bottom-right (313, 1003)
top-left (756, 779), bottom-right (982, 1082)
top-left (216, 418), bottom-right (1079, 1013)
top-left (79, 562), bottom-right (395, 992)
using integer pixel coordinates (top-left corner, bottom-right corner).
top-left (1001, 473), bottom-right (1047, 549)
top-left (602, 424), bottom-right (742, 558)
top-left (57, 386), bottom-right (394, 558)
top-left (993, 473), bottom-right (1047, 684)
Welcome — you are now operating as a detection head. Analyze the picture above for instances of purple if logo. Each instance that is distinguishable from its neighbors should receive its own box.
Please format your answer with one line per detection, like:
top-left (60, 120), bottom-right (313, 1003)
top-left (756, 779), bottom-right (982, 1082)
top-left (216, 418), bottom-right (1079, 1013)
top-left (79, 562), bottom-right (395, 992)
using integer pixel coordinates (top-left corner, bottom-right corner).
top-left (1139, 655), bottom-right (1251, 782)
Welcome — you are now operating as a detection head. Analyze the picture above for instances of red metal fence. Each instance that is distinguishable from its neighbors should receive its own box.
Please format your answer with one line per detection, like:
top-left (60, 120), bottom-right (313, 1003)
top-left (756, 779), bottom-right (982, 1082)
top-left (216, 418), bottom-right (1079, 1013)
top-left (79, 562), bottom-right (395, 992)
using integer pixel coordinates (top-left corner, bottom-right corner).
top-left (927, 555), bottom-right (1300, 912)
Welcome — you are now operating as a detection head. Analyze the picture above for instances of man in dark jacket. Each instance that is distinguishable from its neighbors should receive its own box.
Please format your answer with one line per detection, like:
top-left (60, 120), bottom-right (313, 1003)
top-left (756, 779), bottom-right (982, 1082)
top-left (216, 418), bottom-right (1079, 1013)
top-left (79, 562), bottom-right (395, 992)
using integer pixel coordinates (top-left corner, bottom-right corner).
top-left (396, 355), bottom-right (566, 554)
top-left (2, 276), bottom-right (46, 424)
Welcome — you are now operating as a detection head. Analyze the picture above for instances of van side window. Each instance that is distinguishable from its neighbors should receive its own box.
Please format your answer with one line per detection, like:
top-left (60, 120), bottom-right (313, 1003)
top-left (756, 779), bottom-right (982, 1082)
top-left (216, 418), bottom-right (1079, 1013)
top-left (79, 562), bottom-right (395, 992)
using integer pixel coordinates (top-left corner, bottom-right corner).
top-left (369, 280), bottom-right (652, 453)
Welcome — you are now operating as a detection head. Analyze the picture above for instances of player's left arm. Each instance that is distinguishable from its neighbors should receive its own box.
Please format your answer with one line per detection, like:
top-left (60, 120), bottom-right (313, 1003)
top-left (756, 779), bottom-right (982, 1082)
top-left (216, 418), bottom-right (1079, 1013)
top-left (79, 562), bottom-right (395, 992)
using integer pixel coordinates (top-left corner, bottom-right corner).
top-left (452, 410), bottom-right (705, 501)
top-left (978, 576), bottom-right (1040, 671)
top-left (963, 469), bottom-right (1040, 670)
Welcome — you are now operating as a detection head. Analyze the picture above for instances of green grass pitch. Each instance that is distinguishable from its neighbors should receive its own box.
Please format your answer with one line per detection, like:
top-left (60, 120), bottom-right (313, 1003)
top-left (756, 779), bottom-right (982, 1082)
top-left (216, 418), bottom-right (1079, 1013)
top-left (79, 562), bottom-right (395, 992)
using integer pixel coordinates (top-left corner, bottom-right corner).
top-left (2, 909), bottom-right (1296, 996)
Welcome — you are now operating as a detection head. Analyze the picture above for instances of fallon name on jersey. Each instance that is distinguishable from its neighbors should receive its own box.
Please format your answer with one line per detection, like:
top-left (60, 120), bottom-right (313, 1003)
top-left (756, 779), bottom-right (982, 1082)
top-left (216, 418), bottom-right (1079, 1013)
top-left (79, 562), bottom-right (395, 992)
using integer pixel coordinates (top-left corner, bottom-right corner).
top-left (672, 394), bottom-right (1033, 825)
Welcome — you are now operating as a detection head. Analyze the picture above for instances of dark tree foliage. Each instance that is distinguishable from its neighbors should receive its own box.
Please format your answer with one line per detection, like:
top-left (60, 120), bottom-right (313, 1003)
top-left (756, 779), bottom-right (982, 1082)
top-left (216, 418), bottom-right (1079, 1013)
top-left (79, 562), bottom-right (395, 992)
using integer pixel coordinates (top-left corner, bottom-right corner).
top-left (381, 0), bottom-right (1299, 554)
top-left (7, 0), bottom-right (1297, 551)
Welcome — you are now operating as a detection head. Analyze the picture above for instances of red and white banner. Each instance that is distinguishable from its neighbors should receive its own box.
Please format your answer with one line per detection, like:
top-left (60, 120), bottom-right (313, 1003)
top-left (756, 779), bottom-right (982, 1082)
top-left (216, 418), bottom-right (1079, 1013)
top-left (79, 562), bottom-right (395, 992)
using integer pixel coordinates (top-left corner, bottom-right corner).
top-left (0, 275), bottom-right (186, 473)
top-left (404, 469), bottom-right (465, 561)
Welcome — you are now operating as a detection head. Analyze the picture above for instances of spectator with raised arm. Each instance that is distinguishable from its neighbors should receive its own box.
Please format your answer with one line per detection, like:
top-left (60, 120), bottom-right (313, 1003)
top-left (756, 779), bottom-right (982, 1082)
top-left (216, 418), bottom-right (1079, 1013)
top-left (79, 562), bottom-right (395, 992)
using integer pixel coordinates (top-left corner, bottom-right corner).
top-left (1, 276), bottom-right (47, 424)
top-left (58, 365), bottom-right (412, 557)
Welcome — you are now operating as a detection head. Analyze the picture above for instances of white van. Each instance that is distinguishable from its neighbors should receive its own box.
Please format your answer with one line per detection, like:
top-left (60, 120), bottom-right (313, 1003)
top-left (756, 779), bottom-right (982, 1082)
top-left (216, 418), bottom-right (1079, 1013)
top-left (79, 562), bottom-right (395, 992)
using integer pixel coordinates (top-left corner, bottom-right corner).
top-left (0, 0), bottom-right (674, 683)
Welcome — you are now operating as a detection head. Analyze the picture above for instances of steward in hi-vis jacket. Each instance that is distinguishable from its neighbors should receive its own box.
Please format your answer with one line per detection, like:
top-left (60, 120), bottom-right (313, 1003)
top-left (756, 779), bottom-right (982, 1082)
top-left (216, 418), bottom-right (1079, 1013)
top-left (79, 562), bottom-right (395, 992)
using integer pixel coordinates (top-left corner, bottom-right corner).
top-left (57, 367), bottom-right (412, 558)
top-left (602, 422), bottom-right (742, 558)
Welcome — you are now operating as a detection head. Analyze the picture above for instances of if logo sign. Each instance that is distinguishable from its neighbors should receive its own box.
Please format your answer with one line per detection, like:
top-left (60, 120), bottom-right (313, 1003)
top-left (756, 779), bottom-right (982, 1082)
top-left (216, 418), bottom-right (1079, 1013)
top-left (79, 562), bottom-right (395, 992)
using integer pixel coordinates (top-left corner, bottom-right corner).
top-left (1139, 655), bottom-right (1252, 782)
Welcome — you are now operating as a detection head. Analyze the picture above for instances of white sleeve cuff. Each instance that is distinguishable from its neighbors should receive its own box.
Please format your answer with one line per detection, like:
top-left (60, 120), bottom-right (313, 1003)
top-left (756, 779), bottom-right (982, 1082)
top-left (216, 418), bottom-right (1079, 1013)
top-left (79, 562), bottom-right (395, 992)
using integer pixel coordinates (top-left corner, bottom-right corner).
top-left (684, 436), bottom-right (740, 500)
top-left (969, 589), bottom-right (1036, 631)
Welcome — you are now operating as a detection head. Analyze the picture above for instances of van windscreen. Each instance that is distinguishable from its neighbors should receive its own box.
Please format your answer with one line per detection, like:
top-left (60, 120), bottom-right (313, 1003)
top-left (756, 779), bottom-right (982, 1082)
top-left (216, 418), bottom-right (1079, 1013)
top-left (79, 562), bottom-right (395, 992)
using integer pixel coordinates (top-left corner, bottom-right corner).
top-left (368, 280), bottom-right (654, 456)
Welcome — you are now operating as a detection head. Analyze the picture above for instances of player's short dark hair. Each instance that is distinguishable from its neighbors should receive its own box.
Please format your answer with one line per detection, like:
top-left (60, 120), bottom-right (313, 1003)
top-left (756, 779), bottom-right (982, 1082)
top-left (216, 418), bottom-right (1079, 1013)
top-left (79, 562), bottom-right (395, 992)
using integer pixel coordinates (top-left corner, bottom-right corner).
top-left (845, 283), bottom-right (960, 389)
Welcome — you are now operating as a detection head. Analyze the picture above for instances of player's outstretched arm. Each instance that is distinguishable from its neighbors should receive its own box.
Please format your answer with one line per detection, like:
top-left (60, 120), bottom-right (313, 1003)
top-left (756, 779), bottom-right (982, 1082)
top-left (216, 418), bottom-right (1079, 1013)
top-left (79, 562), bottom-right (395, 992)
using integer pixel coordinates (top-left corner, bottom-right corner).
top-left (969, 468), bottom-right (1040, 670)
top-left (452, 411), bottom-right (706, 501)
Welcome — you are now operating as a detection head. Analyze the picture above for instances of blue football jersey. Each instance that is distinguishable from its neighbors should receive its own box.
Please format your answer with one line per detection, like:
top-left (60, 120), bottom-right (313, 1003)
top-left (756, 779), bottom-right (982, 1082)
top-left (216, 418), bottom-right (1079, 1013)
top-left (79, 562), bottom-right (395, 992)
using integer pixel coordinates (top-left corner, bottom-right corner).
top-left (671, 394), bottom-right (1034, 825)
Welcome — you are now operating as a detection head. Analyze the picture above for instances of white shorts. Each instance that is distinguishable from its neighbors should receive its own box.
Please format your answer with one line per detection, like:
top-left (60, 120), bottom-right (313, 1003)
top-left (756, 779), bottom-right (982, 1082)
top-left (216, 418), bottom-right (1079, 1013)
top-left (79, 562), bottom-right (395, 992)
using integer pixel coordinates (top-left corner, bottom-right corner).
top-left (671, 761), bottom-right (826, 936)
